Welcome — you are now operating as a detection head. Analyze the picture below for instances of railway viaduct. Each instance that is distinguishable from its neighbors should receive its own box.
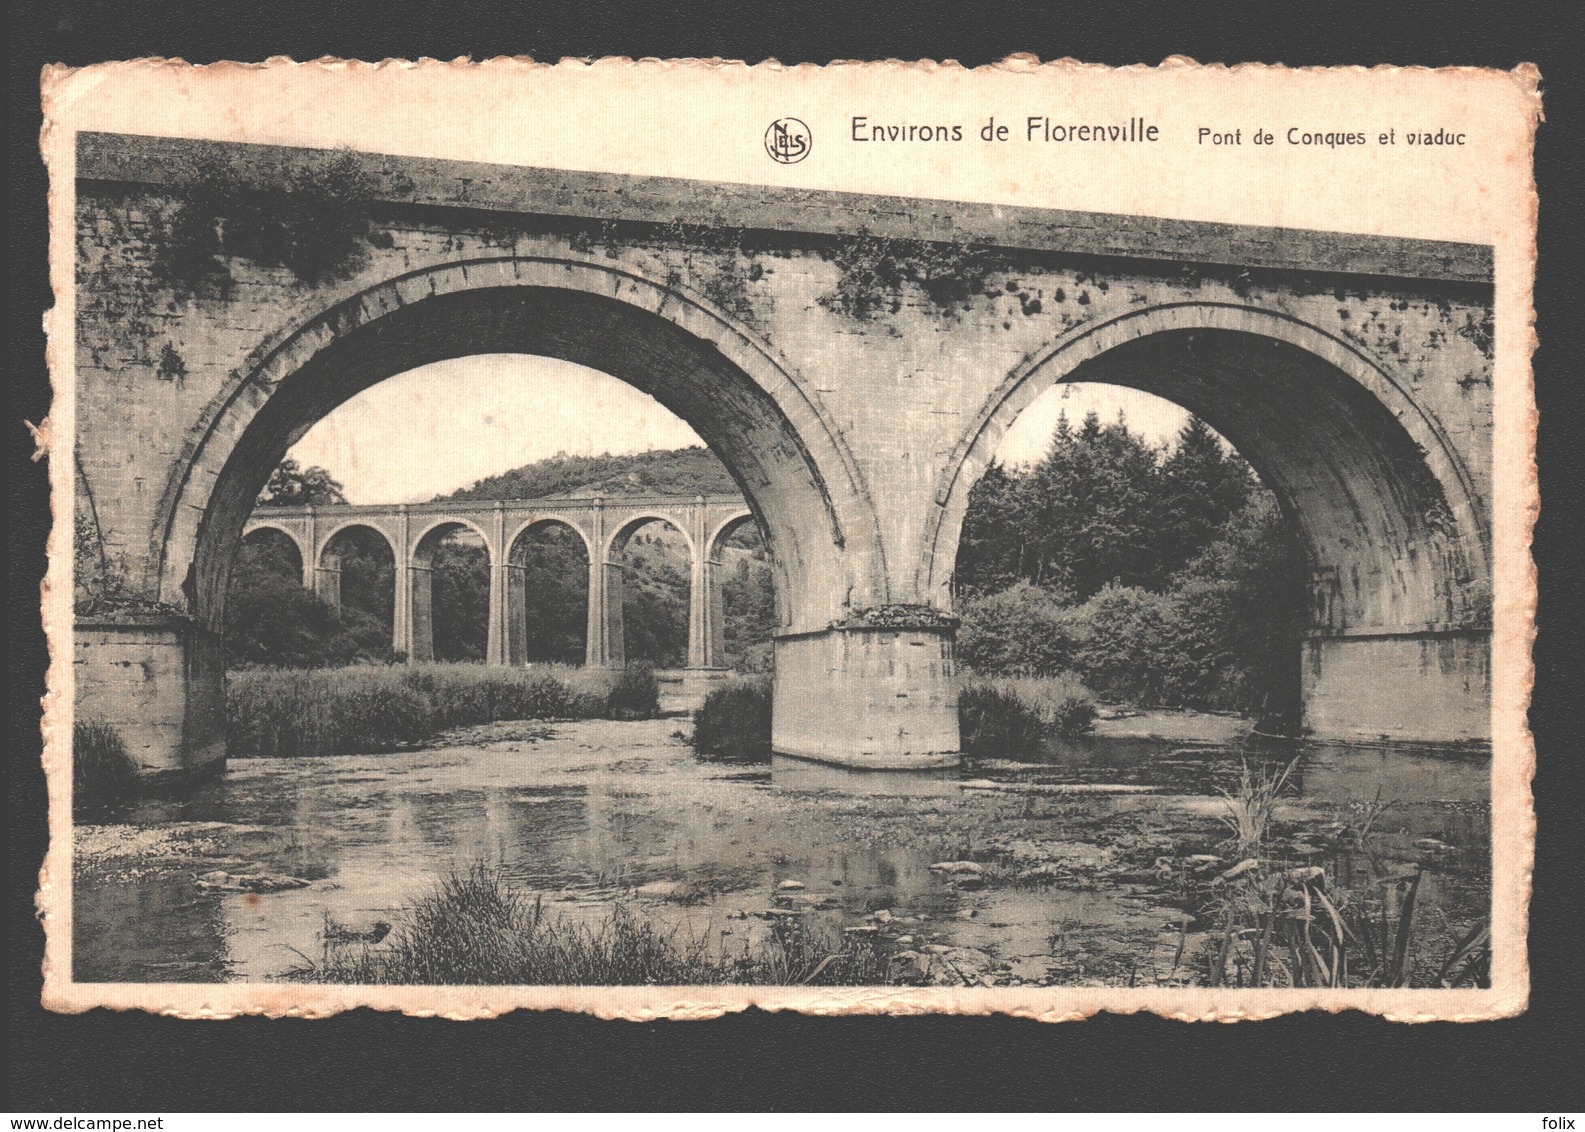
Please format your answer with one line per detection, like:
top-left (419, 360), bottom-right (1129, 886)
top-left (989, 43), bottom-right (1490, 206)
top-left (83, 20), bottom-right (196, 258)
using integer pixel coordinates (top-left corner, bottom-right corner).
top-left (241, 494), bottom-right (754, 670)
top-left (70, 132), bottom-right (1494, 775)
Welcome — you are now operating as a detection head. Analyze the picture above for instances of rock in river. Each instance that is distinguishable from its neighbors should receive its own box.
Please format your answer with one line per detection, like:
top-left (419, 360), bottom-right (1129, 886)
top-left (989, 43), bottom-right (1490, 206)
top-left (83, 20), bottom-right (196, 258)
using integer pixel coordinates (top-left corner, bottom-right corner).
top-left (195, 870), bottom-right (312, 893)
top-left (635, 880), bottom-right (693, 900)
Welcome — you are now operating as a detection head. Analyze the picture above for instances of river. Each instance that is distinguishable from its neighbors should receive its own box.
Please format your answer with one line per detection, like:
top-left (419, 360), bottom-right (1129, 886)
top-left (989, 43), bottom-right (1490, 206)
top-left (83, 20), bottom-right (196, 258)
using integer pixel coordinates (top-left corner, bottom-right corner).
top-left (73, 714), bottom-right (1491, 987)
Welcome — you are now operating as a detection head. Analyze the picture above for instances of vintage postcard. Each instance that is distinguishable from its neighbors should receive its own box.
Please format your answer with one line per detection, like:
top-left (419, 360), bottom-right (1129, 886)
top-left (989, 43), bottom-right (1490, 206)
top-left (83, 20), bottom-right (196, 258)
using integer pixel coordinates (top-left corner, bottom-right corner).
top-left (39, 57), bottom-right (1538, 1020)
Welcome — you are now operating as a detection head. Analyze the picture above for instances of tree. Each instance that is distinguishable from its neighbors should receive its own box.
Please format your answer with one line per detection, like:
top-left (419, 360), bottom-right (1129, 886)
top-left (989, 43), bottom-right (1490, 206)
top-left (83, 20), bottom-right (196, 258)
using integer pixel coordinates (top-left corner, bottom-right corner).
top-left (1165, 495), bottom-right (1307, 722)
top-left (953, 461), bottom-right (1027, 598)
top-left (224, 535), bottom-right (399, 667)
top-left (1022, 410), bottom-right (1163, 598)
top-left (258, 458), bottom-right (347, 507)
top-left (442, 446), bottom-right (739, 502)
top-left (618, 533), bottom-right (690, 667)
top-left (949, 407), bottom-right (1308, 715)
top-left (1153, 416), bottom-right (1255, 579)
top-left (720, 524), bottom-right (777, 671)
top-left (325, 526), bottom-right (396, 638)
top-left (515, 525), bottom-right (590, 664)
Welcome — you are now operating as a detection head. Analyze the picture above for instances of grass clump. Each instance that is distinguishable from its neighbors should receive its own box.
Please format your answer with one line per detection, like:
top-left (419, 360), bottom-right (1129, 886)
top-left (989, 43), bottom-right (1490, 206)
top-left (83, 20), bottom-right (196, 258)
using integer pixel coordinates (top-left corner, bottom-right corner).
top-left (292, 863), bottom-right (889, 986)
top-left (959, 674), bottom-right (1097, 755)
top-left (1217, 757), bottom-right (1299, 856)
top-left (1194, 859), bottom-right (1487, 990)
top-left (691, 676), bottom-right (773, 761)
top-left (73, 721), bottom-right (139, 809)
top-left (226, 662), bottom-right (659, 758)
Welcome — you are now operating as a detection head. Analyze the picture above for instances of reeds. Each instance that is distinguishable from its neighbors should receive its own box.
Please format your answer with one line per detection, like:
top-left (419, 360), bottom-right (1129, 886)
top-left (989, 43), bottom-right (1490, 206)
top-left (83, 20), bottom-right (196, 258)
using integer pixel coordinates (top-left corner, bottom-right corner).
top-left (291, 862), bottom-right (889, 986)
top-left (1188, 789), bottom-right (1489, 989)
top-left (1217, 757), bottom-right (1298, 856)
top-left (226, 662), bottom-right (660, 758)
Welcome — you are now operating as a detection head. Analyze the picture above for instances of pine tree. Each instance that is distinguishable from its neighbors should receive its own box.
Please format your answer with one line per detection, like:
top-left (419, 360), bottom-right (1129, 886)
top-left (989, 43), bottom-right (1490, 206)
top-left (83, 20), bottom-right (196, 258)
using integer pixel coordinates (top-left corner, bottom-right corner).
top-left (1155, 417), bottom-right (1254, 578)
top-left (953, 460), bottom-right (1027, 598)
top-left (1022, 410), bottom-right (1162, 599)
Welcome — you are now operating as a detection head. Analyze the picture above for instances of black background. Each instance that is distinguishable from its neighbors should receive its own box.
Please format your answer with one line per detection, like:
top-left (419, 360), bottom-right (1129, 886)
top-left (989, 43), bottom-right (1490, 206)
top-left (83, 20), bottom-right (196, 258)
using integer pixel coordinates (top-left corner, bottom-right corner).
top-left (9, 0), bottom-right (1583, 1112)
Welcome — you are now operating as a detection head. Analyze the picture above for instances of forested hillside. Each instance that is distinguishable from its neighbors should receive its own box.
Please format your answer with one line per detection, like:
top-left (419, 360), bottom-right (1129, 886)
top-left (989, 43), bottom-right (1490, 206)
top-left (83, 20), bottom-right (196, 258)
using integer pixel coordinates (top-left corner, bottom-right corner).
top-left (441, 447), bottom-right (740, 502)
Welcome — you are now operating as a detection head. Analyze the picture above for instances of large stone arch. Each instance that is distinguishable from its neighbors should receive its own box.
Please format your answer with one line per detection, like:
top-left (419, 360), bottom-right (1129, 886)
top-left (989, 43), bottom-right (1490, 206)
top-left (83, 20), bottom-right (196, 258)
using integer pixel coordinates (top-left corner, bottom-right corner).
top-left (410, 516), bottom-right (494, 567)
top-left (923, 302), bottom-right (1492, 742)
top-left (506, 515), bottom-right (595, 566)
top-left (313, 520), bottom-right (399, 633)
top-left (925, 303), bottom-right (1488, 620)
top-left (160, 256), bottom-right (885, 641)
top-left (706, 510), bottom-right (762, 564)
top-left (408, 518), bottom-right (494, 663)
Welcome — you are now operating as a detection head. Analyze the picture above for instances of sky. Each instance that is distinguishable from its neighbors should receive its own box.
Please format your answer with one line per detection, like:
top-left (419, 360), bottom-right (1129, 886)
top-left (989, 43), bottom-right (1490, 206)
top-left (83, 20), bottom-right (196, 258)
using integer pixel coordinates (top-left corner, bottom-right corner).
top-left (288, 355), bottom-right (1192, 504)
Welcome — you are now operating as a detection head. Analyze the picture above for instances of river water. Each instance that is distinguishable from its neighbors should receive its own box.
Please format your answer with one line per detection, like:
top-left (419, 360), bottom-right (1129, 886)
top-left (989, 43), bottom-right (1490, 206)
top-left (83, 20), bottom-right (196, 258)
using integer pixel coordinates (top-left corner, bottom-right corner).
top-left (73, 716), bottom-right (1491, 986)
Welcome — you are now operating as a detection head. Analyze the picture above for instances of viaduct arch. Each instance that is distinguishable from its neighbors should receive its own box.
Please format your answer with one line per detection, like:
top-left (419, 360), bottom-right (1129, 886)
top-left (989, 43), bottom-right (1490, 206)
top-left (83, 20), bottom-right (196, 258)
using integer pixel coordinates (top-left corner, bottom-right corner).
top-left (71, 133), bottom-right (1495, 776)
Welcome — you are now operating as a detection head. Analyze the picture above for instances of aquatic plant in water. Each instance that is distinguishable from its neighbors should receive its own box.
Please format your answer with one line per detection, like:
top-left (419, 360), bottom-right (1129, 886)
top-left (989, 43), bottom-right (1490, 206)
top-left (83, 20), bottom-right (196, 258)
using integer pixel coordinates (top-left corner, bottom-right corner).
top-left (691, 677), bottom-right (773, 761)
top-left (1217, 757), bottom-right (1298, 856)
top-left (1182, 778), bottom-right (1490, 990)
top-left (959, 674), bottom-right (1097, 755)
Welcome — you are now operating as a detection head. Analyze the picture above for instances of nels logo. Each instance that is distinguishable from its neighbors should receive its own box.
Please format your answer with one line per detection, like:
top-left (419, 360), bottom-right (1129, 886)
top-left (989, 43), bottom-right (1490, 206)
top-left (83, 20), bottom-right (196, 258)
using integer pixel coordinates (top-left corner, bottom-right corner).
top-left (764, 118), bottom-right (811, 164)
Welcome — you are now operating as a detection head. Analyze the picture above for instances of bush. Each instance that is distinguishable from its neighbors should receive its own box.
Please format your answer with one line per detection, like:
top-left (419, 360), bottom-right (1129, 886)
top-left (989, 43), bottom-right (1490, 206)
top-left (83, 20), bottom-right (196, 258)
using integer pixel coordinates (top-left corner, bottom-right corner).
top-left (602, 665), bottom-right (661, 720)
top-left (227, 662), bottom-right (656, 758)
top-left (958, 675), bottom-right (1097, 756)
top-left (955, 581), bottom-right (1077, 676)
top-left (1065, 584), bottom-right (1176, 705)
top-left (73, 721), bottom-right (139, 808)
top-left (691, 677), bottom-right (773, 761)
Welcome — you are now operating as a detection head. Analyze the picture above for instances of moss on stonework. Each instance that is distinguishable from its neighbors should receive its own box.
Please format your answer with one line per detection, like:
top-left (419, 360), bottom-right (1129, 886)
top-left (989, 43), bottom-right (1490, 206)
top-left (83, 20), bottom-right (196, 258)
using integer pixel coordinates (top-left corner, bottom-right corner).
top-left (147, 151), bottom-right (386, 294)
top-left (1456, 310), bottom-right (1494, 359)
top-left (155, 343), bottom-right (188, 383)
top-left (818, 233), bottom-right (1005, 320)
top-left (833, 604), bottom-right (961, 631)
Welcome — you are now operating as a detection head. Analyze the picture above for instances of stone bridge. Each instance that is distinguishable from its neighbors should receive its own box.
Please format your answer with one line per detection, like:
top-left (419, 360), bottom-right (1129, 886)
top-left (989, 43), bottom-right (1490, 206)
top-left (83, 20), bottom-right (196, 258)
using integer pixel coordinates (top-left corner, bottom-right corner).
top-left (72, 131), bottom-right (1494, 775)
top-left (241, 494), bottom-right (754, 669)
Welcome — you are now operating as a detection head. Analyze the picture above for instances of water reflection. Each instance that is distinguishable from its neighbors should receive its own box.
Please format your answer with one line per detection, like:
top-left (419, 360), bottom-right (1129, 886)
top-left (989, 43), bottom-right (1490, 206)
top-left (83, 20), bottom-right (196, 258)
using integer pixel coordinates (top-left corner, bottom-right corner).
top-left (73, 719), bottom-right (1490, 984)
